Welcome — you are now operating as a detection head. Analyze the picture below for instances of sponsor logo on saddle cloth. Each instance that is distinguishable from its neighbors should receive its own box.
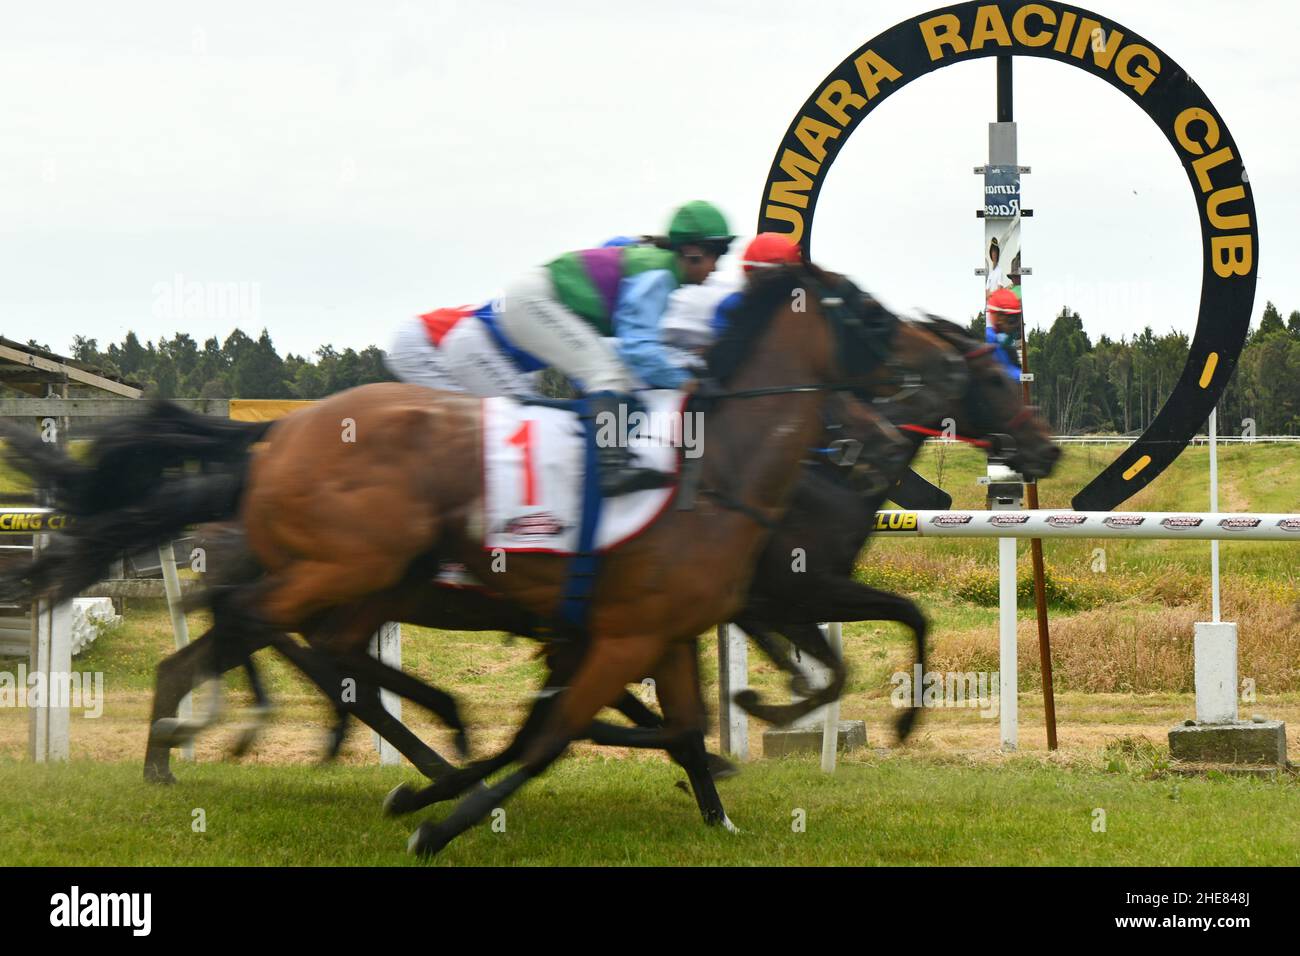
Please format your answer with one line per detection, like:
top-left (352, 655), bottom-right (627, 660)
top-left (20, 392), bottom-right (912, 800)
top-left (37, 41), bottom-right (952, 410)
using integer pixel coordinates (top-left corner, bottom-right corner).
top-left (482, 391), bottom-right (685, 554)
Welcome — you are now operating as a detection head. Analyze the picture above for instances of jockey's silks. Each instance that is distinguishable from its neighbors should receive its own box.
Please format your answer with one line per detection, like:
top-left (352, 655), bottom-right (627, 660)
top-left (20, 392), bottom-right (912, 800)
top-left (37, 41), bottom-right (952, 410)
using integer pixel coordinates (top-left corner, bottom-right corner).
top-left (419, 303), bottom-right (546, 373)
top-left (545, 245), bottom-right (682, 335)
top-left (419, 305), bottom-right (477, 345)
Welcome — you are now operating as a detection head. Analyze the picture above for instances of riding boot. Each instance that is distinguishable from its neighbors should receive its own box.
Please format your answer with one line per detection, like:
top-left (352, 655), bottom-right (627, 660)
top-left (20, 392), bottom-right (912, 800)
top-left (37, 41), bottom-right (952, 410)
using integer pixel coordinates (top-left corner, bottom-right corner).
top-left (585, 392), bottom-right (670, 497)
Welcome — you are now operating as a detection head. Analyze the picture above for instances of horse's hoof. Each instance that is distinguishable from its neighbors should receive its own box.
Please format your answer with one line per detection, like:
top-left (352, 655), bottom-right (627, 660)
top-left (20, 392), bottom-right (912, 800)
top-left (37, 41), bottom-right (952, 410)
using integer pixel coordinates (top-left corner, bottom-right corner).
top-left (407, 821), bottom-right (452, 858)
top-left (733, 690), bottom-right (761, 715)
top-left (722, 815), bottom-right (742, 835)
top-left (894, 707), bottom-right (920, 742)
top-left (143, 765), bottom-right (176, 786)
top-left (230, 729), bottom-right (259, 759)
top-left (454, 730), bottom-right (471, 760)
top-left (383, 784), bottom-right (418, 817)
top-left (153, 717), bottom-right (206, 748)
top-left (322, 729), bottom-right (346, 761)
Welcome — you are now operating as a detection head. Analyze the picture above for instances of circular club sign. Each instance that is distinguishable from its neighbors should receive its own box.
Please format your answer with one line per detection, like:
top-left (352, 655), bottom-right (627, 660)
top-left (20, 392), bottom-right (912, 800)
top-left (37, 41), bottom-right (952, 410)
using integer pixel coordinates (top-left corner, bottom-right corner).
top-left (758, 1), bottom-right (1257, 511)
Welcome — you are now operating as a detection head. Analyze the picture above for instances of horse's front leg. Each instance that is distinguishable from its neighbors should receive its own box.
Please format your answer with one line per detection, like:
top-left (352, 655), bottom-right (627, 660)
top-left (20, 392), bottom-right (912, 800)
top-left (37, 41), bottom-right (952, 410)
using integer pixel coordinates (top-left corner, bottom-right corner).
top-left (805, 579), bottom-right (928, 741)
top-left (407, 635), bottom-right (672, 857)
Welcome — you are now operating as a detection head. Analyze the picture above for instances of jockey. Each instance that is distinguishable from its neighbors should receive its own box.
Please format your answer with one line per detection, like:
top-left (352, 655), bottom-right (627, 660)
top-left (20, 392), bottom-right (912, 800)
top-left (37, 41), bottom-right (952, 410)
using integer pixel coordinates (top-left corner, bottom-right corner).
top-left (383, 300), bottom-right (545, 399)
top-left (661, 232), bottom-right (804, 370)
top-left (984, 287), bottom-right (1023, 381)
top-left (384, 237), bottom-right (647, 398)
top-left (496, 201), bottom-right (735, 496)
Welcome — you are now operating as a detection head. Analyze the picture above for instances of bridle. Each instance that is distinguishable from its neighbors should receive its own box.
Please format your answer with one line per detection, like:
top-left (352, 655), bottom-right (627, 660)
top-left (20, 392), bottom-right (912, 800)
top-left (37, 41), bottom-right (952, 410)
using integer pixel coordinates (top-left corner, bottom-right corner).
top-left (691, 275), bottom-right (909, 529)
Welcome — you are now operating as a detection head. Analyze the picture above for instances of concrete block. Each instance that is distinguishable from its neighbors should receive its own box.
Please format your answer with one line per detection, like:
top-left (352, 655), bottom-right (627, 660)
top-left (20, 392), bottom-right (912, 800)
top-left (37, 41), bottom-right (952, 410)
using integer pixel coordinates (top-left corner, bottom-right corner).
top-left (1193, 622), bottom-right (1238, 723)
top-left (1168, 719), bottom-right (1287, 765)
top-left (763, 720), bottom-right (866, 758)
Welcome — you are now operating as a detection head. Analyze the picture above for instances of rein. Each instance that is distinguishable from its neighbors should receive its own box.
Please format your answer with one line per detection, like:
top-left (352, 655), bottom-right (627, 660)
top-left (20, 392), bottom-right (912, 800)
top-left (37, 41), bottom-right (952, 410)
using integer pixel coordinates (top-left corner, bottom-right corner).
top-left (697, 488), bottom-right (780, 531)
top-left (694, 380), bottom-right (868, 401)
top-left (897, 423), bottom-right (992, 449)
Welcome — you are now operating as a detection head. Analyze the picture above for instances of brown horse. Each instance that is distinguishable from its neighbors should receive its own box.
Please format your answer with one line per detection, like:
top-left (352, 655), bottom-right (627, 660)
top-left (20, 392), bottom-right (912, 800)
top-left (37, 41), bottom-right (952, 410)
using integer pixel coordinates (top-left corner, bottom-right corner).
top-left (228, 272), bottom-right (887, 848)
top-left (143, 389), bottom-right (914, 785)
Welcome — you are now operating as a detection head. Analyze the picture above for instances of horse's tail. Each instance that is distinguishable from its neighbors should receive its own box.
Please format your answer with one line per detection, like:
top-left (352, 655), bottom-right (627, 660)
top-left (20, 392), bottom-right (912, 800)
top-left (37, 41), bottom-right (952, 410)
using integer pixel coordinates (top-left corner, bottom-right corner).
top-left (0, 399), bottom-right (273, 516)
top-left (0, 401), bottom-right (272, 605)
top-left (0, 471), bottom-right (249, 606)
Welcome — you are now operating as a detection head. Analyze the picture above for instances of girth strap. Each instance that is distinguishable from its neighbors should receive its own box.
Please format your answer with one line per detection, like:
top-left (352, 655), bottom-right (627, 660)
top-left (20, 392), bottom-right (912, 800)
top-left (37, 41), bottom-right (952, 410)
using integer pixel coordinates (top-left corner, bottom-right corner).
top-left (556, 396), bottom-right (604, 631)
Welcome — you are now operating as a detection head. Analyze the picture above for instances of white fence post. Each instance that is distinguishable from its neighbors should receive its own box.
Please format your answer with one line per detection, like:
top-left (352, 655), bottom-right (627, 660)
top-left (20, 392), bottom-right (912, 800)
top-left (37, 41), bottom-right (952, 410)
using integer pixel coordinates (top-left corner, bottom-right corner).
top-left (717, 623), bottom-right (749, 760)
top-left (158, 540), bottom-right (193, 761)
top-left (820, 622), bottom-right (843, 772)
top-left (29, 594), bottom-right (72, 762)
top-left (998, 536), bottom-right (1018, 751)
top-left (1193, 621), bottom-right (1239, 723)
top-left (370, 622), bottom-right (402, 765)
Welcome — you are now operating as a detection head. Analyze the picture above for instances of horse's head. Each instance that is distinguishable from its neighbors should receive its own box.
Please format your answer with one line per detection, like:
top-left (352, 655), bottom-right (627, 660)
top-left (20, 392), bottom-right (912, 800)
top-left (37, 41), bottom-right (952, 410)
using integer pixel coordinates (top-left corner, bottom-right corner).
top-left (906, 315), bottom-right (1060, 481)
top-left (718, 273), bottom-right (965, 494)
top-left (705, 264), bottom-right (901, 391)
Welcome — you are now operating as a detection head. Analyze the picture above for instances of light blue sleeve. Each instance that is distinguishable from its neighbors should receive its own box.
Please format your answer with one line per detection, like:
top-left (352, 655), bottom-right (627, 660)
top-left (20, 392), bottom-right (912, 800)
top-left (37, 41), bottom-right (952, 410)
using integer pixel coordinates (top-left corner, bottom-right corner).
top-left (612, 270), bottom-right (691, 389)
top-left (985, 321), bottom-right (1021, 382)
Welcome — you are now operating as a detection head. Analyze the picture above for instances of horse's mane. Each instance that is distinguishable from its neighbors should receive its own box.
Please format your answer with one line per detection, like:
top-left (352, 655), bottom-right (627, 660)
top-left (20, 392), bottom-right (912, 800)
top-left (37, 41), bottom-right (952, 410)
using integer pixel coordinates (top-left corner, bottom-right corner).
top-left (908, 312), bottom-right (981, 353)
top-left (706, 263), bottom-right (835, 385)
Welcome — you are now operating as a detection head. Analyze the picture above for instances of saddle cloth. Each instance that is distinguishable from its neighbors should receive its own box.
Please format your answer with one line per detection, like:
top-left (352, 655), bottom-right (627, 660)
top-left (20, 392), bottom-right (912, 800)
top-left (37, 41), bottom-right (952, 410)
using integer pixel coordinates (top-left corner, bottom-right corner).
top-left (482, 390), bottom-right (687, 554)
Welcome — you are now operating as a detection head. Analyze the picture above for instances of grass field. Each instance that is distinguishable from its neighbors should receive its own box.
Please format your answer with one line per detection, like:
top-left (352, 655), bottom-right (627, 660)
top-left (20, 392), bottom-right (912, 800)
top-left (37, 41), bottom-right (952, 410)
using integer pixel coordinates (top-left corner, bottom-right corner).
top-left (1, 439), bottom-right (1298, 864)
top-left (2, 751), bottom-right (1297, 866)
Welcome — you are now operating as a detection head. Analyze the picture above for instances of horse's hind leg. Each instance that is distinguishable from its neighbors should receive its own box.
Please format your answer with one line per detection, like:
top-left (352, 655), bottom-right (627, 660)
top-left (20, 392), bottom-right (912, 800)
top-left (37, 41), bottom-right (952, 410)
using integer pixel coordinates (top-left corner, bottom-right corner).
top-left (333, 650), bottom-right (471, 759)
top-left (145, 626), bottom-right (271, 783)
top-left (145, 634), bottom-right (215, 784)
top-left (266, 635), bottom-right (458, 780)
top-left (229, 655), bottom-right (276, 758)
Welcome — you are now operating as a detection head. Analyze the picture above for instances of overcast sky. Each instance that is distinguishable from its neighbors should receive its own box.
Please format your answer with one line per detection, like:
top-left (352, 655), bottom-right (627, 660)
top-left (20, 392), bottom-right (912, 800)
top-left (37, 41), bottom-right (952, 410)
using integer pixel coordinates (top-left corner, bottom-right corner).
top-left (2, 0), bottom-right (1296, 358)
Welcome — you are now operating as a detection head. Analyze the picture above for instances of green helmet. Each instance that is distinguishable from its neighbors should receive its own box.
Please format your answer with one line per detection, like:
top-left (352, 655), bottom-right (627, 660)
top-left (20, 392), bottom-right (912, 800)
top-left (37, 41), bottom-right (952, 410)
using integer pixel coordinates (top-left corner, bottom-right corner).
top-left (667, 201), bottom-right (734, 249)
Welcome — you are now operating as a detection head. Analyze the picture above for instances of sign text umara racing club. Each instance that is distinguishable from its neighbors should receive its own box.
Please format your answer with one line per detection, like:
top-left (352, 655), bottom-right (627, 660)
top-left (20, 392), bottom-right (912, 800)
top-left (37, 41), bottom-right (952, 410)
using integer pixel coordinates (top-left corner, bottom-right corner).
top-left (760, 1), bottom-right (1252, 284)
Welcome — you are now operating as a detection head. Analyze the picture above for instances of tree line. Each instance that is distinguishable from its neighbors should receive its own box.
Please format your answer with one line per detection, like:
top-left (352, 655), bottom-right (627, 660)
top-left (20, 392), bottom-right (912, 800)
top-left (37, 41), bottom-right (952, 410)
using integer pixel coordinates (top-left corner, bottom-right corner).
top-left (57, 329), bottom-right (392, 401)
top-left (967, 301), bottom-right (1300, 435)
top-left (29, 300), bottom-right (1300, 434)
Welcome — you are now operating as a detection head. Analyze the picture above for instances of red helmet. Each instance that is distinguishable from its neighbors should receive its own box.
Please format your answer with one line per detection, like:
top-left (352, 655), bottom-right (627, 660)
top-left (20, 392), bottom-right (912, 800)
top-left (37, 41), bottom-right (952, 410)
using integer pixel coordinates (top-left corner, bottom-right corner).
top-left (986, 288), bottom-right (1022, 315)
top-left (741, 232), bottom-right (802, 272)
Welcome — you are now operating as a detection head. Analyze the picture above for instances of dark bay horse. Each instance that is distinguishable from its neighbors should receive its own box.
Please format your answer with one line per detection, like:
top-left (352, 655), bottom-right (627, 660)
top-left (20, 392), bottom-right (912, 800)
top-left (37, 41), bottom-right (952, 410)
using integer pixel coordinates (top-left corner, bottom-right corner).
top-left (731, 316), bottom-right (1059, 726)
